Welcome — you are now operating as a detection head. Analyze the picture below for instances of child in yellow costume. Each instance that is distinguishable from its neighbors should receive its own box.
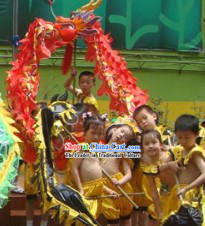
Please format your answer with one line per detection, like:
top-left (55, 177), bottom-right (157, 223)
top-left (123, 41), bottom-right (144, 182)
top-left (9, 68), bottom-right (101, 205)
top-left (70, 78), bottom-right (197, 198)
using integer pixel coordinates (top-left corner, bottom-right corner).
top-left (100, 123), bottom-right (135, 226)
top-left (133, 105), bottom-right (175, 150)
top-left (64, 68), bottom-right (99, 114)
top-left (70, 113), bottom-right (117, 225)
top-left (138, 129), bottom-right (181, 226)
top-left (132, 105), bottom-right (176, 226)
top-left (161, 114), bottom-right (205, 225)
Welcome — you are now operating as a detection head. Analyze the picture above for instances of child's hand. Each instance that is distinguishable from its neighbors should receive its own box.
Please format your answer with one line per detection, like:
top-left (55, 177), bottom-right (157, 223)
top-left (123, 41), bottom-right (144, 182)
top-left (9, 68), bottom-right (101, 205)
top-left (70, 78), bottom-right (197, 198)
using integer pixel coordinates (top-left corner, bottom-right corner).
top-left (79, 188), bottom-right (84, 196)
top-left (109, 190), bottom-right (119, 198)
top-left (111, 178), bottom-right (119, 186)
top-left (71, 68), bottom-right (77, 77)
top-left (177, 187), bottom-right (187, 198)
top-left (158, 211), bottom-right (163, 221)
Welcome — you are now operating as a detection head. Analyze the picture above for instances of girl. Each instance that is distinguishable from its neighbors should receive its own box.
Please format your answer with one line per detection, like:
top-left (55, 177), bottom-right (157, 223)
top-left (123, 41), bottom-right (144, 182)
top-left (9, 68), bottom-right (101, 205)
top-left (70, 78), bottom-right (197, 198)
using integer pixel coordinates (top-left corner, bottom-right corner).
top-left (140, 130), bottom-right (179, 226)
top-left (101, 123), bottom-right (135, 226)
top-left (140, 130), bottom-right (163, 226)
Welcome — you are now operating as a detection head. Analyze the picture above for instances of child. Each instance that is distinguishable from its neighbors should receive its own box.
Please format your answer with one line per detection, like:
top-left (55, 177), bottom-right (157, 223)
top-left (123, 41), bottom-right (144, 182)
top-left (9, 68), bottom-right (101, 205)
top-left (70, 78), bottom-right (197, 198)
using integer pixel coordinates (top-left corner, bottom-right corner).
top-left (162, 114), bottom-right (205, 224)
top-left (132, 105), bottom-right (174, 225)
top-left (64, 68), bottom-right (99, 114)
top-left (101, 124), bottom-right (135, 226)
top-left (70, 113), bottom-right (118, 223)
top-left (133, 105), bottom-right (174, 148)
top-left (140, 130), bottom-right (166, 226)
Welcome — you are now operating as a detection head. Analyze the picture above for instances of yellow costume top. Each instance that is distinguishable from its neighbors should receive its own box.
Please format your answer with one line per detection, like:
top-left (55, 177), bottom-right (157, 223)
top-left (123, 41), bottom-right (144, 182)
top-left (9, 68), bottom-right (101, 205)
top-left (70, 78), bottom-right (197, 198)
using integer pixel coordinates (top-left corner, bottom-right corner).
top-left (131, 159), bottom-right (161, 210)
top-left (160, 144), bottom-right (205, 224)
top-left (172, 144), bottom-right (205, 165)
top-left (75, 89), bottom-right (99, 112)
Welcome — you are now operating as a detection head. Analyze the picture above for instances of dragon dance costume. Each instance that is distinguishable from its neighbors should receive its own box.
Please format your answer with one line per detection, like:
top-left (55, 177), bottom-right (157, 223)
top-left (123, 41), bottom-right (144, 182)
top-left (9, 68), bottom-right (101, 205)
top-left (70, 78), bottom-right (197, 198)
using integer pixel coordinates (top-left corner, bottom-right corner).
top-left (0, 97), bottom-right (22, 207)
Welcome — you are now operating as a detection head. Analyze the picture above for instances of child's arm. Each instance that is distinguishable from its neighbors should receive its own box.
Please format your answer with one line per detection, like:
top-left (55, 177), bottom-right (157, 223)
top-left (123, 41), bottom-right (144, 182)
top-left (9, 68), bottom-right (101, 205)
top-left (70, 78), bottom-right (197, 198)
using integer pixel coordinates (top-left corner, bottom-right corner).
top-left (112, 159), bottom-right (132, 186)
top-left (71, 158), bottom-right (84, 195)
top-left (159, 161), bottom-right (180, 173)
top-left (148, 176), bottom-right (163, 220)
top-left (159, 150), bottom-right (180, 173)
top-left (178, 154), bottom-right (205, 197)
top-left (64, 68), bottom-right (77, 95)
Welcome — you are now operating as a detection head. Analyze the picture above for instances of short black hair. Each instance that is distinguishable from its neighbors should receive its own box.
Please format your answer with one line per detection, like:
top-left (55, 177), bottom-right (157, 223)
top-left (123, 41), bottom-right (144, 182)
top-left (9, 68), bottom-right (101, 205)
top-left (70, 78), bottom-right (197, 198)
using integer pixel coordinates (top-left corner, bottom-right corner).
top-left (175, 114), bottom-right (199, 135)
top-left (133, 105), bottom-right (158, 124)
top-left (79, 71), bottom-right (95, 83)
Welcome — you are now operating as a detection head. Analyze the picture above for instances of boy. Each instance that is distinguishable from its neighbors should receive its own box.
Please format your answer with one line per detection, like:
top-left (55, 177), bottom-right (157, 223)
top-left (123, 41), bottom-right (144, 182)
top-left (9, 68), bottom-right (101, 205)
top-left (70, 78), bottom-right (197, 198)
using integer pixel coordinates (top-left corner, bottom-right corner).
top-left (162, 114), bottom-right (205, 224)
top-left (64, 68), bottom-right (99, 114)
top-left (133, 105), bottom-right (174, 147)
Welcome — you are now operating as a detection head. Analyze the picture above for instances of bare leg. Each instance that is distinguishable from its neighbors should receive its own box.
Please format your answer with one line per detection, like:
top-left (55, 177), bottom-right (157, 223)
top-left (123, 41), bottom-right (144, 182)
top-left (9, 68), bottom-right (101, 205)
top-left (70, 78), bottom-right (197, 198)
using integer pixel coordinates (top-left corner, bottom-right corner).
top-left (108, 224), bottom-right (119, 226)
top-left (97, 214), bottom-right (107, 225)
top-left (26, 199), bottom-right (35, 226)
top-left (120, 218), bottom-right (131, 226)
top-left (139, 211), bottom-right (148, 226)
top-left (40, 211), bottom-right (50, 226)
top-left (131, 210), bottom-right (139, 226)
top-left (148, 219), bottom-right (160, 226)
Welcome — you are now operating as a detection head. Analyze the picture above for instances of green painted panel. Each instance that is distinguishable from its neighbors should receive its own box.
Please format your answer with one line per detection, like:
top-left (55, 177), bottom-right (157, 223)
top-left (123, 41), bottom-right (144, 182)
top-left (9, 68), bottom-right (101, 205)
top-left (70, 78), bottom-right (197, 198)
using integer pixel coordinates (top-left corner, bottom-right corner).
top-left (0, 0), bottom-right (12, 44)
top-left (106, 0), bottom-right (202, 50)
top-left (0, 0), bottom-right (202, 51)
top-left (106, 0), bottom-right (161, 49)
top-left (29, 0), bottom-right (106, 28)
top-left (160, 0), bottom-right (202, 50)
top-left (0, 0), bottom-right (30, 43)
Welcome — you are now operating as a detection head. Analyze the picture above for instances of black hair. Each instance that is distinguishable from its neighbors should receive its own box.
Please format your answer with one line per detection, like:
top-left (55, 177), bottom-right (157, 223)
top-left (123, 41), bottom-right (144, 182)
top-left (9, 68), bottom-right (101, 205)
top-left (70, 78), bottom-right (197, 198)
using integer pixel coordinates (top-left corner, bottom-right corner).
top-left (83, 114), bottom-right (106, 133)
top-left (79, 71), bottom-right (95, 83)
top-left (105, 124), bottom-right (135, 144)
top-left (175, 114), bottom-right (199, 135)
top-left (141, 129), bottom-right (162, 150)
top-left (133, 105), bottom-right (158, 124)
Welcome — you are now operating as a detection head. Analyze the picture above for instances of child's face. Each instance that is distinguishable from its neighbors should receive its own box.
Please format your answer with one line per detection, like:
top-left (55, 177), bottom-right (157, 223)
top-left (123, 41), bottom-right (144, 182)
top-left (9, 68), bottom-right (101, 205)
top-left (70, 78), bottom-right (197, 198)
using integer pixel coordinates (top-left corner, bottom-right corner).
top-left (143, 134), bottom-right (162, 158)
top-left (176, 130), bottom-right (197, 150)
top-left (111, 126), bottom-right (133, 145)
top-left (85, 124), bottom-right (104, 144)
top-left (134, 109), bottom-right (157, 131)
top-left (79, 75), bottom-right (94, 95)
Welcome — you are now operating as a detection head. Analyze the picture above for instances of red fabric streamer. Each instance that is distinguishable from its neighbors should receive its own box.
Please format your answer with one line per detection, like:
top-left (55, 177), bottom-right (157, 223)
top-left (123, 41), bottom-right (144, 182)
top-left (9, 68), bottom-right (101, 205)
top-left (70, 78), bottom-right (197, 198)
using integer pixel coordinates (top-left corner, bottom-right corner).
top-left (62, 44), bottom-right (73, 75)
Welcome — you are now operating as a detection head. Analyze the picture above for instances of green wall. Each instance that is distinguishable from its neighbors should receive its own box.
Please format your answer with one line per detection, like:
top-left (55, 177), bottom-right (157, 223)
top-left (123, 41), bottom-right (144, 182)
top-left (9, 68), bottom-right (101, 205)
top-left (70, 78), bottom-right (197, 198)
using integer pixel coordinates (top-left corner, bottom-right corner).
top-left (1, 49), bottom-right (204, 102)
top-left (1, 47), bottom-right (205, 126)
